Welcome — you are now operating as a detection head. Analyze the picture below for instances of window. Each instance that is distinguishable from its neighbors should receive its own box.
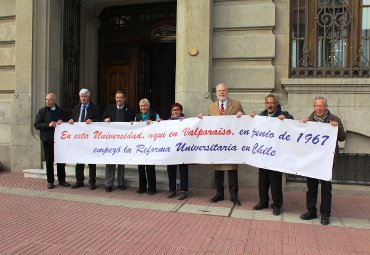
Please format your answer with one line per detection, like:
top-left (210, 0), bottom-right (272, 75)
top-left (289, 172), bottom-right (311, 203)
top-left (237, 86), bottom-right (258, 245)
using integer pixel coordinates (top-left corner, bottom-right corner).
top-left (290, 0), bottom-right (370, 78)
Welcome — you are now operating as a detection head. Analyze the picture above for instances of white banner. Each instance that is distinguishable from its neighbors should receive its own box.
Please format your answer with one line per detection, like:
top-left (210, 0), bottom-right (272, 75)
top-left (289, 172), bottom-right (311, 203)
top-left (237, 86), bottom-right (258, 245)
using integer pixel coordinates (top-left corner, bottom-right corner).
top-left (55, 116), bottom-right (338, 181)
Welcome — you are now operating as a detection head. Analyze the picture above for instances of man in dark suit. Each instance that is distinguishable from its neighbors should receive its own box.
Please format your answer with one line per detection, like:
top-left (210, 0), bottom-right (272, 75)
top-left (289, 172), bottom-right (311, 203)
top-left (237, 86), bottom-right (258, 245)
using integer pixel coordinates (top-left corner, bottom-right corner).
top-left (103, 90), bottom-right (135, 192)
top-left (34, 93), bottom-right (70, 189)
top-left (201, 83), bottom-right (244, 206)
top-left (251, 93), bottom-right (294, 216)
top-left (68, 88), bottom-right (101, 190)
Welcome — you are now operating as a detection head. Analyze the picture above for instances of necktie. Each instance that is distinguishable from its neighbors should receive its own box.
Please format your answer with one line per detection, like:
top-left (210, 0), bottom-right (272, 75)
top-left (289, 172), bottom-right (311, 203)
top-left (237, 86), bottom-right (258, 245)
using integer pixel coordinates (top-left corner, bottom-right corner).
top-left (81, 105), bottom-right (86, 122)
top-left (220, 102), bottom-right (225, 115)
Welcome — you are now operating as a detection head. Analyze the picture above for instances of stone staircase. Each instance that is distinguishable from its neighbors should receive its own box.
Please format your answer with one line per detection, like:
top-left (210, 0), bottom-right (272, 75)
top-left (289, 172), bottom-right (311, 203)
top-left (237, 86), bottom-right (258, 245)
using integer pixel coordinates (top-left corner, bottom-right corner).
top-left (23, 163), bottom-right (170, 190)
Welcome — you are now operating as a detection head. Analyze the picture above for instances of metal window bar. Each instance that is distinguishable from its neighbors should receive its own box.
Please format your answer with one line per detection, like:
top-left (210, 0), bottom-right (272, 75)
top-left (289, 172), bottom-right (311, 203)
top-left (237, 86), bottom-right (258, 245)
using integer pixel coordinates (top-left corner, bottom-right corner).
top-left (61, 0), bottom-right (81, 114)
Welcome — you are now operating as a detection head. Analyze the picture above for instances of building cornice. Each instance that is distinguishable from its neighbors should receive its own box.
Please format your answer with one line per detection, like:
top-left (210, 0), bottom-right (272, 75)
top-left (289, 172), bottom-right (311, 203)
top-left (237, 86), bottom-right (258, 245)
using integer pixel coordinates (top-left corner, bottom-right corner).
top-left (282, 78), bottom-right (370, 94)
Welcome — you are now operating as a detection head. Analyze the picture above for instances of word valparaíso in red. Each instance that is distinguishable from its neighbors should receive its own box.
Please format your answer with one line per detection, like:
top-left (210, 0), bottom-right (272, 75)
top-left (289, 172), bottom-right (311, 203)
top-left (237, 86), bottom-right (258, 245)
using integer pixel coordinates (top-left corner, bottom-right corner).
top-left (182, 127), bottom-right (233, 138)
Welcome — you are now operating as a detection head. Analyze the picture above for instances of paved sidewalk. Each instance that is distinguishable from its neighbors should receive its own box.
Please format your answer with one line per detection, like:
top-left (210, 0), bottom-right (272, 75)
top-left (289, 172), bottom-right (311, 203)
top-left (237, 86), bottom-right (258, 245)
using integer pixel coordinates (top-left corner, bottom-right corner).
top-left (0, 172), bottom-right (370, 255)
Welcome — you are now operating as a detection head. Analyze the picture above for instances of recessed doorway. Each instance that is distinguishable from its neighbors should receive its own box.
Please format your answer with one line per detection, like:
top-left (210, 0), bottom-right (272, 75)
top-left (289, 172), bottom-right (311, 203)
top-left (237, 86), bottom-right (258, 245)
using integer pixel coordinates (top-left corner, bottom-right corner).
top-left (98, 2), bottom-right (176, 119)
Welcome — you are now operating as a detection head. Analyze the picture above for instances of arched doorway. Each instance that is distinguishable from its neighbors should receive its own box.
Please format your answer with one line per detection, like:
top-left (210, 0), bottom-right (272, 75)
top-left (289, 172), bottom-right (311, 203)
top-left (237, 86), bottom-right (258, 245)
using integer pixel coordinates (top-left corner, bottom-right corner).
top-left (98, 2), bottom-right (176, 119)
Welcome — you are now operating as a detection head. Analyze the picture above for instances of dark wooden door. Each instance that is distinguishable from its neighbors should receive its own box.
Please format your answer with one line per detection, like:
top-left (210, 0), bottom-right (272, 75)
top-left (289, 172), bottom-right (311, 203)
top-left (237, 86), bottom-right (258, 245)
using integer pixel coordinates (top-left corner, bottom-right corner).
top-left (106, 64), bottom-right (135, 107)
top-left (99, 2), bottom-right (177, 113)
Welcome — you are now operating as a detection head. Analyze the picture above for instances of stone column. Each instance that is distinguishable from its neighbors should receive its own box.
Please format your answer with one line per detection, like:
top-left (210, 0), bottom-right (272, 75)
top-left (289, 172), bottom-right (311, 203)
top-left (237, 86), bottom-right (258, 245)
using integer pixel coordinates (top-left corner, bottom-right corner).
top-left (80, 5), bottom-right (99, 102)
top-left (11, 0), bottom-right (40, 171)
top-left (10, 0), bottom-right (63, 171)
top-left (175, 0), bottom-right (213, 117)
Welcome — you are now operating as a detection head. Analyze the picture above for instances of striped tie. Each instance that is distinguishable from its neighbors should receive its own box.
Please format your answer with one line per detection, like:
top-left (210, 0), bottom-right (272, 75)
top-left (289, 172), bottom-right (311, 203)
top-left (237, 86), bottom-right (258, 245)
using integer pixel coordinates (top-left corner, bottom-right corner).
top-left (220, 102), bottom-right (225, 115)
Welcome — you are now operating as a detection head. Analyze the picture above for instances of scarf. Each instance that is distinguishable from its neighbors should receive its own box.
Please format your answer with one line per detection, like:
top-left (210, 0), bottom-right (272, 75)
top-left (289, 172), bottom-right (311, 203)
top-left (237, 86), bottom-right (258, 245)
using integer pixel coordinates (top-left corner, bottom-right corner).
top-left (169, 113), bottom-right (185, 120)
top-left (141, 112), bottom-right (151, 121)
top-left (313, 110), bottom-right (329, 123)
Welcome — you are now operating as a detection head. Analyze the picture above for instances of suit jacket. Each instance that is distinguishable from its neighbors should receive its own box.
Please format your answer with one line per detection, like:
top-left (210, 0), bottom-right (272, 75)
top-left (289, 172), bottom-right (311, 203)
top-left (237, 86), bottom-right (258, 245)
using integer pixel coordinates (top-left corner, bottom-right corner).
top-left (103, 104), bottom-right (135, 122)
top-left (208, 98), bottom-right (244, 171)
top-left (71, 102), bottom-right (101, 122)
top-left (34, 104), bottom-right (67, 142)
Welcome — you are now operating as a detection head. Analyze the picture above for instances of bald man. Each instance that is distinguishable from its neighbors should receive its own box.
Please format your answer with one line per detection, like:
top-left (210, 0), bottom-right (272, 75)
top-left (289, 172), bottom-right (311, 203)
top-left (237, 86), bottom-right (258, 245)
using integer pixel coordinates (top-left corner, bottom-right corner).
top-left (34, 93), bottom-right (70, 189)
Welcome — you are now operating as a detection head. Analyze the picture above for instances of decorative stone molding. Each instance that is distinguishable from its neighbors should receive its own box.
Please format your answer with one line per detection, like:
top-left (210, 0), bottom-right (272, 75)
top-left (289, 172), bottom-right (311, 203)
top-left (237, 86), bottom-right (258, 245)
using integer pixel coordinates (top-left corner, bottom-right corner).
top-left (282, 78), bottom-right (370, 94)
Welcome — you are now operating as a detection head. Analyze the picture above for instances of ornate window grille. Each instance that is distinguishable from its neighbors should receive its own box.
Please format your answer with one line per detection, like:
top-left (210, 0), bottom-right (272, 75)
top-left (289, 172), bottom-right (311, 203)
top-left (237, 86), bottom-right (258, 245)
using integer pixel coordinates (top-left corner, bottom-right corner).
top-left (61, 0), bottom-right (80, 113)
top-left (290, 0), bottom-right (370, 78)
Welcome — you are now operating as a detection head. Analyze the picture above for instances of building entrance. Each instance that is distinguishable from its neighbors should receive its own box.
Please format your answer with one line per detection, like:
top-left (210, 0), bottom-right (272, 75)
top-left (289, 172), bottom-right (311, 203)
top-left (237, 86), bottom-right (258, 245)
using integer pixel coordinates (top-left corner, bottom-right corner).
top-left (98, 2), bottom-right (176, 118)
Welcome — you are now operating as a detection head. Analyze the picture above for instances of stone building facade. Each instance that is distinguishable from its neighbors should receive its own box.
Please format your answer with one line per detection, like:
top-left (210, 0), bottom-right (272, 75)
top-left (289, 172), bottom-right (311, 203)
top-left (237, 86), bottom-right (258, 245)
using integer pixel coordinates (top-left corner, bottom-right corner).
top-left (0, 0), bottom-right (369, 187)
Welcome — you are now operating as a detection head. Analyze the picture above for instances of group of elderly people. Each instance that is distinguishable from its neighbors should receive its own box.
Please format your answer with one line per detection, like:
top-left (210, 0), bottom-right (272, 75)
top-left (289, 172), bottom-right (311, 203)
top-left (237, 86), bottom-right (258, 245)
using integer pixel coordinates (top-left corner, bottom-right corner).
top-left (34, 89), bottom-right (189, 199)
top-left (34, 84), bottom-right (346, 225)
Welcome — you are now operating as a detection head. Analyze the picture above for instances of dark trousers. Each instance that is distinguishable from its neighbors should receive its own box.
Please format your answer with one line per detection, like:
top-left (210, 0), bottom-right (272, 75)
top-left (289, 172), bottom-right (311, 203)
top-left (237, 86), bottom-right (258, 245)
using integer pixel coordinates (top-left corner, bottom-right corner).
top-left (138, 165), bottom-right (156, 192)
top-left (167, 164), bottom-right (189, 192)
top-left (105, 164), bottom-right (125, 187)
top-left (43, 141), bottom-right (66, 184)
top-left (215, 169), bottom-right (239, 199)
top-left (306, 177), bottom-right (332, 217)
top-left (75, 164), bottom-right (96, 184)
top-left (258, 168), bottom-right (283, 208)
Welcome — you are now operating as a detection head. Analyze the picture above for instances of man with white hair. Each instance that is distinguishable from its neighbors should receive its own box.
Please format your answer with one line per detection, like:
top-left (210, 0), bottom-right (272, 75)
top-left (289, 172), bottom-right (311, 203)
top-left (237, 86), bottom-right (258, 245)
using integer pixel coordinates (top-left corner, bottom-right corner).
top-left (68, 88), bottom-right (101, 190)
top-left (204, 83), bottom-right (244, 206)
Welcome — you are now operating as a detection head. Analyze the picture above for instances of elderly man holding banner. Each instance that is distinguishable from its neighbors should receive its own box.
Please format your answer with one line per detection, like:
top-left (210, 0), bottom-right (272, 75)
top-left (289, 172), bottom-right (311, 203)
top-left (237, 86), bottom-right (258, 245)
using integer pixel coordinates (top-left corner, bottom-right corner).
top-left (200, 83), bottom-right (244, 206)
top-left (34, 93), bottom-right (70, 189)
top-left (251, 93), bottom-right (294, 216)
top-left (300, 96), bottom-right (346, 225)
top-left (103, 90), bottom-right (135, 192)
top-left (68, 88), bottom-right (102, 190)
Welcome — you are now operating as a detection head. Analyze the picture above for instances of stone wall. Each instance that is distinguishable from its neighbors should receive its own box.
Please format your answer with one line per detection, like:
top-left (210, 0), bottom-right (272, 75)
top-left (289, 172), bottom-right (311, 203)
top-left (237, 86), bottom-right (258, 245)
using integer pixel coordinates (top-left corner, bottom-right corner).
top-left (212, 0), bottom-right (276, 111)
top-left (0, 0), bottom-right (64, 172)
top-left (0, 0), bottom-right (16, 170)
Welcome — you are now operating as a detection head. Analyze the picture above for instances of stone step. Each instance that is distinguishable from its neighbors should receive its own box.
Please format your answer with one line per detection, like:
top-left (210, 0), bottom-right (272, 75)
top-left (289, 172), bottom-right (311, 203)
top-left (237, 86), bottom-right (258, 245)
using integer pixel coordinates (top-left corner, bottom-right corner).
top-left (23, 163), bottom-right (171, 191)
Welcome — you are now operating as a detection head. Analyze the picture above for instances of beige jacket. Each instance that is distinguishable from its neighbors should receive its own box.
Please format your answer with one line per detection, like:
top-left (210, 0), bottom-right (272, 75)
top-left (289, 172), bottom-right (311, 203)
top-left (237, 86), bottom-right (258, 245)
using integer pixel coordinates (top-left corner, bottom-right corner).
top-left (208, 98), bottom-right (244, 171)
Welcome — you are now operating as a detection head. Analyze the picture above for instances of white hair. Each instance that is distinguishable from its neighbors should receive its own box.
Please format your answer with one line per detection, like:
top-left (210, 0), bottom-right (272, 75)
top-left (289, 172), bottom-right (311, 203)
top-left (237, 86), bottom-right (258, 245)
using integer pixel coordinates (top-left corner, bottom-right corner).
top-left (79, 88), bottom-right (91, 96)
top-left (139, 98), bottom-right (150, 107)
top-left (215, 83), bottom-right (227, 91)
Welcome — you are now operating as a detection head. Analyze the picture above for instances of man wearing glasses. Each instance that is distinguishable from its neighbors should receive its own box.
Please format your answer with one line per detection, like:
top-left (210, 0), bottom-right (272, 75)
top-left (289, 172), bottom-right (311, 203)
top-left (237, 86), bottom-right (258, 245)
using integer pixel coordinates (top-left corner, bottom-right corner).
top-left (251, 93), bottom-right (293, 215)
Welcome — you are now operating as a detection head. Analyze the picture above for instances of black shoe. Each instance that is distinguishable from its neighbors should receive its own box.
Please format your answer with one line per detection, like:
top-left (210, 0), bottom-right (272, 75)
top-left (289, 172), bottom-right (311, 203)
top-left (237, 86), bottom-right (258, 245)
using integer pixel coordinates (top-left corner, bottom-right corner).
top-left (253, 202), bottom-right (268, 210)
top-left (59, 181), bottom-right (70, 187)
top-left (106, 186), bottom-right (113, 193)
top-left (321, 216), bottom-right (330, 225)
top-left (71, 182), bottom-right (84, 189)
top-left (210, 194), bottom-right (224, 203)
top-left (47, 183), bottom-right (54, 189)
top-left (300, 211), bottom-right (318, 220)
top-left (118, 185), bottom-right (126, 190)
top-left (147, 190), bottom-right (156, 195)
top-left (136, 189), bottom-right (147, 194)
top-left (231, 198), bottom-right (241, 206)
top-left (272, 207), bottom-right (281, 216)
top-left (178, 192), bottom-right (188, 200)
top-left (167, 191), bottom-right (176, 198)
top-left (89, 183), bottom-right (96, 190)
